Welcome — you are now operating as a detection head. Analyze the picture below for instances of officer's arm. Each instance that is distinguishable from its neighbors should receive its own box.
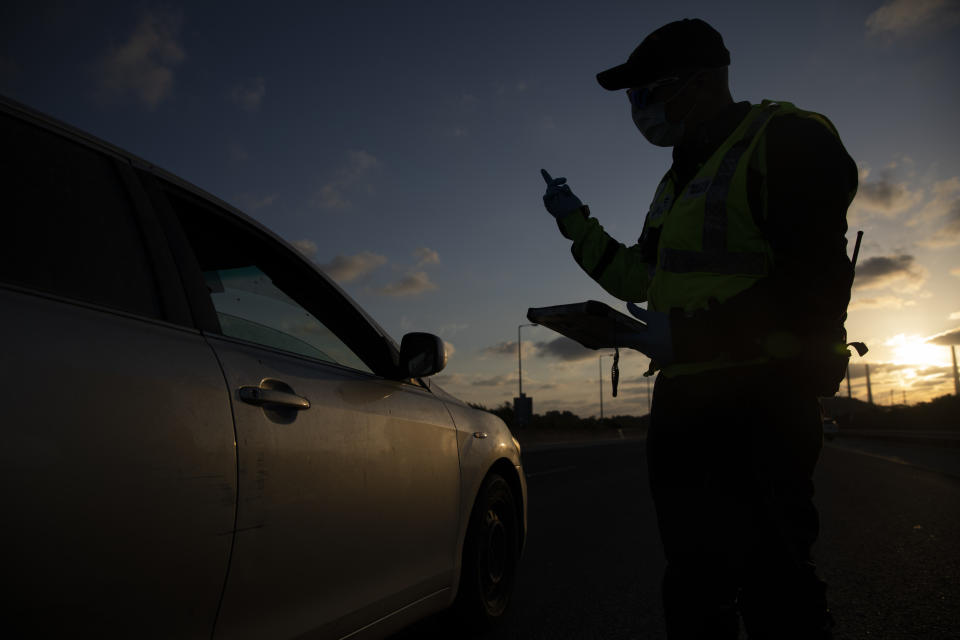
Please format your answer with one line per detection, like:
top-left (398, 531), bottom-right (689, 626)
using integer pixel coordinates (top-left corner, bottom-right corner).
top-left (556, 206), bottom-right (651, 302)
top-left (670, 114), bottom-right (857, 363)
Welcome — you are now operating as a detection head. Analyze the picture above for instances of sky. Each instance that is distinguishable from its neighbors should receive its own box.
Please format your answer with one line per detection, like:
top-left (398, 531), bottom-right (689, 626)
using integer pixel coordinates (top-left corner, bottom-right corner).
top-left (3, 0), bottom-right (959, 417)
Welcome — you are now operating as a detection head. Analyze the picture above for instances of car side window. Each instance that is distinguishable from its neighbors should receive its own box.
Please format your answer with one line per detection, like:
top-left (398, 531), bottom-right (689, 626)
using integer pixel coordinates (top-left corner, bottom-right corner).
top-left (0, 111), bottom-right (162, 319)
top-left (204, 265), bottom-right (372, 372)
top-left (166, 187), bottom-right (375, 375)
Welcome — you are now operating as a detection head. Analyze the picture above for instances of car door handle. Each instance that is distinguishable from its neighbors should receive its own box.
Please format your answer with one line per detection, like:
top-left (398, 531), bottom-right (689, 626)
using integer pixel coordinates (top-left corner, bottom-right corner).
top-left (238, 386), bottom-right (311, 410)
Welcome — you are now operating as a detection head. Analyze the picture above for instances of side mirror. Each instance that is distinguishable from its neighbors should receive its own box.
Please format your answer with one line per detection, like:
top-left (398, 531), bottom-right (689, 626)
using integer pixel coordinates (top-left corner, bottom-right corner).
top-left (399, 332), bottom-right (447, 378)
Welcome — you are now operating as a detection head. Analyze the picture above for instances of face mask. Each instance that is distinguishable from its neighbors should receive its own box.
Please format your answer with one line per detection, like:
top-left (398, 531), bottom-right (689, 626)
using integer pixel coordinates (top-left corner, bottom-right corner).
top-left (632, 101), bottom-right (683, 147)
top-left (629, 71), bottom-right (701, 147)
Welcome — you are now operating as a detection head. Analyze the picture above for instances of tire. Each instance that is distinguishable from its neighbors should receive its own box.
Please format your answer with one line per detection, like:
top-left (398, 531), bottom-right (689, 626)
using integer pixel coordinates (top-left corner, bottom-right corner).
top-left (454, 472), bottom-right (520, 628)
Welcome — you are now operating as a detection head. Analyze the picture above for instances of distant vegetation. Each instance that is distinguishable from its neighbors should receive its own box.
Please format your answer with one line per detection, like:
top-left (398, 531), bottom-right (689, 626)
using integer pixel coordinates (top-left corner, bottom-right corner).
top-left (471, 392), bottom-right (959, 436)
top-left (469, 402), bottom-right (649, 436)
top-left (822, 393), bottom-right (960, 431)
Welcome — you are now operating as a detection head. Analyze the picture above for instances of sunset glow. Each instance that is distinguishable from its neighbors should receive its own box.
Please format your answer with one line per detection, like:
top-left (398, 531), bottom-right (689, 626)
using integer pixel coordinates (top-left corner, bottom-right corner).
top-left (886, 334), bottom-right (952, 368)
top-left (4, 2), bottom-right (957, 415)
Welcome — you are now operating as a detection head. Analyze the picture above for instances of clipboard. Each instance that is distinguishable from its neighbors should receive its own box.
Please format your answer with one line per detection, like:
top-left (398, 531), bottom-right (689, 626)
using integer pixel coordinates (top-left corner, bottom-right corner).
top-left (526, 300), bottom-right (646, 350)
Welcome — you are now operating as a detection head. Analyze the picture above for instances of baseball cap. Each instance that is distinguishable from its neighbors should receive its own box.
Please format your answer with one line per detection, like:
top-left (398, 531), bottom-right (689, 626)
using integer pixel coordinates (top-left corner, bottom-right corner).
top-left (596, 18), bottom-right (730, 91)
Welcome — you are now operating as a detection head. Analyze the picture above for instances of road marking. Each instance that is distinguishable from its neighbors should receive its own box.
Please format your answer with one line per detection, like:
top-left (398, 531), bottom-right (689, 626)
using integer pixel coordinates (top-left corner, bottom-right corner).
top-left (526, 465), bottom-right (577, 479)
top-left (827, 441), bottom-right (960, 479)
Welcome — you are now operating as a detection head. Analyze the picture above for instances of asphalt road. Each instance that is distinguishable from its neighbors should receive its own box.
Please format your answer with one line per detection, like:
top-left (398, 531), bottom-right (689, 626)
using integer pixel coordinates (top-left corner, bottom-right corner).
top-left (393, 439), bottom-right (960, 639)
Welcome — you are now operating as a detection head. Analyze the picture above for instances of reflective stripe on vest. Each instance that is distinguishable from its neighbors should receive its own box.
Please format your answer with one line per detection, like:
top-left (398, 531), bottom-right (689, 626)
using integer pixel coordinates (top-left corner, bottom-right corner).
top-left (658, 104), bottom-right (779, 275)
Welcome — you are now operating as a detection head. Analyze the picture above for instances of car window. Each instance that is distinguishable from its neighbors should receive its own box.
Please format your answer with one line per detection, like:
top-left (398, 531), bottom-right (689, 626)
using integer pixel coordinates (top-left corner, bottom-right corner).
top-left (165, 187), bottom-right (377, 375)
top-left (204, 265), bottom-right (371, 372)
top-left (0, 111), bottom-right (161, 319)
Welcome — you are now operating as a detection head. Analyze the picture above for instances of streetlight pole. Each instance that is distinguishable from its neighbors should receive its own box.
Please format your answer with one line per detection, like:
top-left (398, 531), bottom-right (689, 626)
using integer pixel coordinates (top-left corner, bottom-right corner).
top-left (518, 323), bottom-right (536, 398)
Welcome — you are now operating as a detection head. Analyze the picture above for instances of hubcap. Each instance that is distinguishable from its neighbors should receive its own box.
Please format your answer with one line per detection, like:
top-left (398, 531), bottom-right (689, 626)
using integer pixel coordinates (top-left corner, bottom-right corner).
top-left (485, 509), bottom-right (506, 584)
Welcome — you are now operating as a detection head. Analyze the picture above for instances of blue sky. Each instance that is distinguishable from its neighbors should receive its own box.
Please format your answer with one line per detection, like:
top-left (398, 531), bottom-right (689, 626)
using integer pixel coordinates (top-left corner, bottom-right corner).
top-left (4, 0), bottom-right (959, 416)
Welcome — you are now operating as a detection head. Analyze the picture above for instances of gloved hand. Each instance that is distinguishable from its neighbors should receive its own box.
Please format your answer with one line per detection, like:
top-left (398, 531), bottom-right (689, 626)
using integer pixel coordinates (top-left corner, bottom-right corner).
top-left (620, 302), bottom-right (675, 365)
top-left (541, 168), bottom-right (583, 219)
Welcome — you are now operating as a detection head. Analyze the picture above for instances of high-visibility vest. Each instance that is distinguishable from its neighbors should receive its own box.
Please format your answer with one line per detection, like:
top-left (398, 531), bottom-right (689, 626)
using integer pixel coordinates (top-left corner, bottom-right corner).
top-left (641, 100), bottom-right (852, 377)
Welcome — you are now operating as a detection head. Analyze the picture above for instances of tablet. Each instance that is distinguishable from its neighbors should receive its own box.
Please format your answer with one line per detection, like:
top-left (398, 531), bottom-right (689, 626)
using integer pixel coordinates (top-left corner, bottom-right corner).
top-left (526, 300), bottom-right (647, 350)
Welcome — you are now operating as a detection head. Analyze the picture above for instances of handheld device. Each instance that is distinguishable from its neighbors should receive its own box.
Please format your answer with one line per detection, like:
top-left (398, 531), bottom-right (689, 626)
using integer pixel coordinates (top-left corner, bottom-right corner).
top-left (526, 300), bottom-right (647, 350)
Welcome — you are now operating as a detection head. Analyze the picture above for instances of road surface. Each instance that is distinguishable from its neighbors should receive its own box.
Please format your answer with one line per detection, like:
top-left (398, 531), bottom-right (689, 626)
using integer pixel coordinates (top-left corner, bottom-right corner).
top-left (393, 438), bottom-right (960, 639)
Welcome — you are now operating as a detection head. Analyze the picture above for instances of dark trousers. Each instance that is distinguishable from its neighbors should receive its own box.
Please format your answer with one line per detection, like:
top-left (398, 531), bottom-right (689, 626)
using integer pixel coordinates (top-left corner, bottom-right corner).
top-left (647, 365), bottom-right (832, 639)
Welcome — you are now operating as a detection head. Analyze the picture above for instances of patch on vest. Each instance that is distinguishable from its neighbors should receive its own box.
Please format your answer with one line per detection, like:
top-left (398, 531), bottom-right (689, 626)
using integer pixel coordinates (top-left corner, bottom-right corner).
top-left (647, 194), bottom-right (673, 223)
top-left (682, 178), bottom-right (712, 200)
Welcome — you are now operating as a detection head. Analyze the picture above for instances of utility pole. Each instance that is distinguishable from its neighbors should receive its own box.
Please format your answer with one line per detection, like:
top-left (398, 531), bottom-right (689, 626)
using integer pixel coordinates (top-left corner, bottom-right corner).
top-left (599, 356), bottom-right (604, 420)
top-left (599, 353), bottom-right (615, 420)
top-left (846, 364), bottom-right (852, 399)
top-left (865, 363), bottom-right (874, 404)
top-left (953, 345), bottom-right (960, 397)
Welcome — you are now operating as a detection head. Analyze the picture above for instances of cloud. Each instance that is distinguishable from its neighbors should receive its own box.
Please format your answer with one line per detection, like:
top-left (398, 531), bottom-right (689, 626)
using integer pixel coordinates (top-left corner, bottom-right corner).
top-left (96, 10), bottom-right (185, 108)
top-left (852, 173), bottom-right (923, 218)
top-left (432, 372), bottom-right (467, 387)
top-left (914, 365), bottom-right (952, 377)
top-left (347, 149), bottom-right (378, 172)
top-left (927, 327), bottom-right (960, 346)
top-left (292, 239), bottom-right (318, 259)
top-left (906, 375), bottom-right (951, 390)
top-left (849, 362), bottom-right (913, 376)
top-left (473, 374), bottom-right (515, 387)
top-left (848, 295), bottom-right (916, 311)
top-left (413, 247), bottom-right (440, 267)
top-left (443, 341), bottom-right (456, 361)
top-left (311, 184), bottom-right (349, 210)
top-left (233, 193), bottom-right (277, 212)
top-left (922, 200), bottom-right (960, 248)
top-left (378, 271), bottom-right (437, 296)
top-left (854, 254), bottom-right (928, 292)
top-left (536, 337), bottom-right (596, 362)
top-left (319, 251), bottom-right (386, 282)
top-left (438, 323), bottom-right (469, 337)
top-left (371, 249), bottom-right (441, 297)
top-left (478, 340), bottom-right (541, 358)
top-left (231, 76), bottom-right (265, 111)
top-left (481, 341), bottom-right (520, 357)
top-left (310, 150), bottom-right (380, 210)
top-left (905, 177), bottom-right (960, 248)
top-left (951, 311), bottom-right (960, 320)
top-left (866, 0), bottom-right (960, 38)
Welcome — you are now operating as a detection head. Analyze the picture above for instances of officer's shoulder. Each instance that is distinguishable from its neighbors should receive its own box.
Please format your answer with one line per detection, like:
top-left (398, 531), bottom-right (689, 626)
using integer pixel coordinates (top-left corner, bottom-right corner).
top-left (767, 106), bottom-right (838, 142)
top-left (764, 106), bottom-right (856, 182)
top-left (765, 109), bottom-right (847, 159)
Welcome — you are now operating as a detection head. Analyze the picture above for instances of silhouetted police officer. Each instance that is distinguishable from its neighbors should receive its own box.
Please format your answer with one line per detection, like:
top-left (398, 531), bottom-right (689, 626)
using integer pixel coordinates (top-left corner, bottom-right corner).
top-left (541, 18), bottom-right (857, 639)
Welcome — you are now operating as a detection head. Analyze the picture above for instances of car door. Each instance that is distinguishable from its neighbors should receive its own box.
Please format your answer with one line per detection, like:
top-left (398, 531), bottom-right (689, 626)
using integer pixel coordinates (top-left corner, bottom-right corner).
top-left (0, 104), bottom-right (236, 637)
top-left (154, 182), bottom-right (462, 639)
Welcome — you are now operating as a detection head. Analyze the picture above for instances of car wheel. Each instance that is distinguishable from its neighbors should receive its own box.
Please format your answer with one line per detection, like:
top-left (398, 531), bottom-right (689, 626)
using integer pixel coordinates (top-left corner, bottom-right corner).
top-left (454, 472), bottom-right (520, 627)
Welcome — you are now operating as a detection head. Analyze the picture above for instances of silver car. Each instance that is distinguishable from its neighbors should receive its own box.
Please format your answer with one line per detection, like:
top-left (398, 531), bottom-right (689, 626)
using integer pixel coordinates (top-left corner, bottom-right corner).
top-left (0, 95), bottom-right (526, 639)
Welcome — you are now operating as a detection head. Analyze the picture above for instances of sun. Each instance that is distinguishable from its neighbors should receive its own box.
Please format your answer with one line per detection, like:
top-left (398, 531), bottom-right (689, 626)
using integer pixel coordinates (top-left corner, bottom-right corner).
top-left (886, 334), bottom-right (951, 368)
